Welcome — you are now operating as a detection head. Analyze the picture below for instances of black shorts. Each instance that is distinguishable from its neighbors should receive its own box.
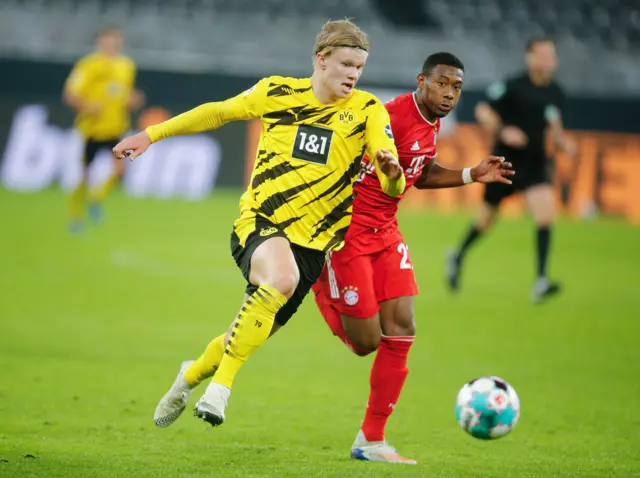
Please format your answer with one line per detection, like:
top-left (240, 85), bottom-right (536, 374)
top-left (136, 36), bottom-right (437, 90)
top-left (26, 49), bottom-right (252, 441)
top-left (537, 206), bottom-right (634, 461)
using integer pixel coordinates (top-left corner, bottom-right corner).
top-left (230, 216), bottom-right (326, 327)
top-left (83, 139), bottom-right (119, 166)
top-left (483, 163), bottom-right (550, 207)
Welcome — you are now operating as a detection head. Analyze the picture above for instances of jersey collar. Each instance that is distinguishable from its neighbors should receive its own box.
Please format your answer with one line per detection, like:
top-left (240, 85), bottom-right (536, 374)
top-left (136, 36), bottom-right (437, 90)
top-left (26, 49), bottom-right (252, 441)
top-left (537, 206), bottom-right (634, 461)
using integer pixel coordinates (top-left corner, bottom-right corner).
top-left (412, 92), bottom-right (437, 126)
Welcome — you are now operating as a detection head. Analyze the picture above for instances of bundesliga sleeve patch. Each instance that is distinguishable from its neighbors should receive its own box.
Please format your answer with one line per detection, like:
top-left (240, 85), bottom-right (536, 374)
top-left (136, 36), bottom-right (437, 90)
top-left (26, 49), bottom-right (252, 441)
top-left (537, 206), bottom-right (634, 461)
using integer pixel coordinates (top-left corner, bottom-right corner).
top-left (544, 104), bottom-right (560, 123)
top-left (243, 84), bottom-right (257, 97)
top-left (486, 81), bottom-right (506, 101)
top-left (384, 123), bottom-right (394, 140)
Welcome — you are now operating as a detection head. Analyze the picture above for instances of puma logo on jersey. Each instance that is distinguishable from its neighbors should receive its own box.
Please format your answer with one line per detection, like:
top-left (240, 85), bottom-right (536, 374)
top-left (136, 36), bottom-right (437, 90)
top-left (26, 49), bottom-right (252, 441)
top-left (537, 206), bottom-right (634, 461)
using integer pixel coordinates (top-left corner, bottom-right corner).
top-left (411, 141), bottom-right (420, 151)
top-left (260, 227), bottom-right (279, 237)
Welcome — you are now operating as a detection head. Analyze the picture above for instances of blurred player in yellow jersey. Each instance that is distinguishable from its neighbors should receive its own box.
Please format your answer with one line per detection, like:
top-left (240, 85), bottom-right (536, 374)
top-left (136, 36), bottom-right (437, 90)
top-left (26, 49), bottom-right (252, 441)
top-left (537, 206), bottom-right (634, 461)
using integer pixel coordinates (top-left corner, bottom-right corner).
top-left (64, 26), bottom-right (144, 233)
top-left (113, 20), bottom-right (405, 432)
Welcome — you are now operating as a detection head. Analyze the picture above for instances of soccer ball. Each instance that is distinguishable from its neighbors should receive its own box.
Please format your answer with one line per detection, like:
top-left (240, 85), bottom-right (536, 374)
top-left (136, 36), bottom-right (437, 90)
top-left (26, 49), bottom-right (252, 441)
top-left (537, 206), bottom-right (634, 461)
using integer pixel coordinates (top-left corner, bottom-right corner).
top-left (455, 376), bottom-right (520, 440)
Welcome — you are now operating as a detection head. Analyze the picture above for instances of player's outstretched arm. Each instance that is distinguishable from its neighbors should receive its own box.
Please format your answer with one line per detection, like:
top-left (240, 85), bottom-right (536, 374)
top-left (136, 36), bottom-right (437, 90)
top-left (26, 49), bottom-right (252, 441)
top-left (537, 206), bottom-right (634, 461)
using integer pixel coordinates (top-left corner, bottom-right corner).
top-left (414, 156), bottom-right (514, 189)
top-left (113, 103), bottom-right (230, 160)
top-left (547, 109), bottom-right (577, 157)
top-left (113, 79), bottom-right (269, 161)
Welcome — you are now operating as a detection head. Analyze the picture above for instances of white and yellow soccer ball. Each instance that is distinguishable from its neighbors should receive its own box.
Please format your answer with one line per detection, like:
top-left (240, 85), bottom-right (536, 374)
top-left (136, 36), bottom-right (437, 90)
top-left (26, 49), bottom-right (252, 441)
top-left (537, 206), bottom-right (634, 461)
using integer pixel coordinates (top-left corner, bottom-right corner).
top-left (455, 376), bottom-right (520, 440)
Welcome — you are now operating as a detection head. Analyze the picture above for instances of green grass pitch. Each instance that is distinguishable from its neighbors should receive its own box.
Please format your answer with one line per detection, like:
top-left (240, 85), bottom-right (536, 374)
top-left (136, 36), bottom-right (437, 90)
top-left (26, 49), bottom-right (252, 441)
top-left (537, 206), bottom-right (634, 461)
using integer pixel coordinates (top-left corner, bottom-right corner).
top-left (0, 188), bottom-right (639, 477)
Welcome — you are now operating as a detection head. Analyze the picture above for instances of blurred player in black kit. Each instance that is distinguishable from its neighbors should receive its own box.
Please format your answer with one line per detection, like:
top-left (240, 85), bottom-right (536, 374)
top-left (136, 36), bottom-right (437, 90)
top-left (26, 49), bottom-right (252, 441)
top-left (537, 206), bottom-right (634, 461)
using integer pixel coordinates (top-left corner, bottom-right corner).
top-left (447, 37), bottom-right (576, 303)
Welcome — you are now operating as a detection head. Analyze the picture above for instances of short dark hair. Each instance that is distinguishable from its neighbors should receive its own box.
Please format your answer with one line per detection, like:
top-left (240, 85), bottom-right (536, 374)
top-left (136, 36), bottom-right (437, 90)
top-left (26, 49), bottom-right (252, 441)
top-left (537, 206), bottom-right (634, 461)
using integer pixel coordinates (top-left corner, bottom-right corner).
top-left (526, 36), bottom-right (554, 52)
top-left (422, 52), bottom-right (465, 75)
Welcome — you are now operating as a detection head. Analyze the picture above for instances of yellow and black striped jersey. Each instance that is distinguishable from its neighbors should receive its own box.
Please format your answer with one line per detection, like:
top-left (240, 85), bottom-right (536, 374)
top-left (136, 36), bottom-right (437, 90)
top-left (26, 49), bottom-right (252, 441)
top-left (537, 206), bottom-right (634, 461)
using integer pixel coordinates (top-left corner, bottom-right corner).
top-left (65, 52), bottom-right (137, 140)
top-left (147, 75), bottom-right (400, 252)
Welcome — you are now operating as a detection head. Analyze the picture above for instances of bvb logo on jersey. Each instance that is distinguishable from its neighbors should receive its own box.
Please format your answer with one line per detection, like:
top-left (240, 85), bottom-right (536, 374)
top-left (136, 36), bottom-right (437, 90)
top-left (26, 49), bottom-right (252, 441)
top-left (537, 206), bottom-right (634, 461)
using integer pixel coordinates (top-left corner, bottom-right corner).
top-left (338, 110), bottom-right (355, 125)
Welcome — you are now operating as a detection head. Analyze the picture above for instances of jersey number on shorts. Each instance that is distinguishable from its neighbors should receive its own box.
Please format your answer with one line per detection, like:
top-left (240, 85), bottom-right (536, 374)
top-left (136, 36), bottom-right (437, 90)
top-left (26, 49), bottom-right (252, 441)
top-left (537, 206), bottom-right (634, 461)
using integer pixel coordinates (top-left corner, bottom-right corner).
top-left (397, 243), bottom-right (413, 270)
top-left (292, 125), bottom-right (333, 165)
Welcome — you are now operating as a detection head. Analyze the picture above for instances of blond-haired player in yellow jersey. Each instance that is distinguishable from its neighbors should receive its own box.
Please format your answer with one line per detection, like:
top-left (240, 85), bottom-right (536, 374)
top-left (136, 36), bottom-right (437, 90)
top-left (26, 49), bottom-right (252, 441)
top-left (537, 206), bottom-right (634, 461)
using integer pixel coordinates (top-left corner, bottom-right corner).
top-left (64, 26), bottom-right (144, 232)
top-left (113, 19), bottom-right (405, 432)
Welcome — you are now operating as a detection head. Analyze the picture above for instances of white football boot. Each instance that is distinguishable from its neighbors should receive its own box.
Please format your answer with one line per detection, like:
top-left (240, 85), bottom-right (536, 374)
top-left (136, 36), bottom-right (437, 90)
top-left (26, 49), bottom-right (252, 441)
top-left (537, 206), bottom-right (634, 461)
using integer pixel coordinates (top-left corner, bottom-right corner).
top-left (193, 382), bottom-right (230, 427)
top-left (153, 360), bottom-right (195, 428)
top-left (532, 277), bottom-right (561, 303)
top-left (350, 430), bottom-right (417, 464)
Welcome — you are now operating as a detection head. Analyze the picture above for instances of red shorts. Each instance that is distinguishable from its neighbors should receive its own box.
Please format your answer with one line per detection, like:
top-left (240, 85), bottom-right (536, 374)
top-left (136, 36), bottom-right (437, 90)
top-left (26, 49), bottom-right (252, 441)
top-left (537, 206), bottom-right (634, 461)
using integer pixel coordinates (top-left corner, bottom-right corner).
top-left (312, 222), bottom-right (418, 319)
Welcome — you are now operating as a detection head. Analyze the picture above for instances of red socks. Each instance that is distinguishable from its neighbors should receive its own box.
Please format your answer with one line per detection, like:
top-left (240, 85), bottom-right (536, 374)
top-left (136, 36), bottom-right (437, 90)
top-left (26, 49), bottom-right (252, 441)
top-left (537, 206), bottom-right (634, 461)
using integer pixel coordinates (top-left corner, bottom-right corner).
top-left (314, 290), bottom-right (415, 441)
top-left (361, 335), bottom-right (414, 442)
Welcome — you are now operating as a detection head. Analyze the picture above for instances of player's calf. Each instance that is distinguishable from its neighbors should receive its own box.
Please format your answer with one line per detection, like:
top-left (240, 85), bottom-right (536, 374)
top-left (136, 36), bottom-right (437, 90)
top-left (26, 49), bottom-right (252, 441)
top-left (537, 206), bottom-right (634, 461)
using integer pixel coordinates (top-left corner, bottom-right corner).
top-left (525, 184), bottom-right (561, 302)
top-left (356, 296), bottom-right (415, 443)
top-left (449, 203), bottom-right (497, 289)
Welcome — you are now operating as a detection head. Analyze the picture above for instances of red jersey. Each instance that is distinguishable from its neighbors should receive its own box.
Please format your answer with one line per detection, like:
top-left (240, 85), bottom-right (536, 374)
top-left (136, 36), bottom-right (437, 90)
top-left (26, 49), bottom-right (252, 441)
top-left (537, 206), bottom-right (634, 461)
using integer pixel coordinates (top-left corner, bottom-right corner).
top-left (352, 92), bottom-right (439, 229)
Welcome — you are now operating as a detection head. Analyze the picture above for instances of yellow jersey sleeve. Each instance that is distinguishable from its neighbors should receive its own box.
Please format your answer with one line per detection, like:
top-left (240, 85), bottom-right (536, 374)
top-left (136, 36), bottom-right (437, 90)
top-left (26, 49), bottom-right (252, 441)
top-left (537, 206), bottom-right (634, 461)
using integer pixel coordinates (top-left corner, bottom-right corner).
top-left (364, 98), bottom-right (406, 197)
top-left (64, 58), bottom-right (93, 96)
top-left (146, 77), bottom-right (271, 142)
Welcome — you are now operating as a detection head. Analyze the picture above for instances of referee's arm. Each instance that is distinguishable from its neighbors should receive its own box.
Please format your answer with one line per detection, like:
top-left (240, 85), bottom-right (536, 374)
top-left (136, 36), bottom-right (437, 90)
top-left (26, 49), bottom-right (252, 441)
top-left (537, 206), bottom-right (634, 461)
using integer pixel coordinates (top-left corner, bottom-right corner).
top-left (475, 102), bottom-right (502, 137)
top-left (546, 106), bottom-right (576, 156)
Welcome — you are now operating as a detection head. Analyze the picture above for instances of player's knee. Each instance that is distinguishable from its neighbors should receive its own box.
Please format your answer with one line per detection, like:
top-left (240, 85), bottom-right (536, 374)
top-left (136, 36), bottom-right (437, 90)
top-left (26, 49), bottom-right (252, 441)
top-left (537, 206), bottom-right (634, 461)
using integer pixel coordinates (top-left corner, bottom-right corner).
top-left (476, 204), bottom-right (497, 231)
top-left (347, 322), bottom-right (382, 357)
top-left (536, 219), bottom-right (553, 228)
top-left (532, 210), bottom-right (554, 228)
top-left (265, 268), bottom-right (300, 299)
top-left (352, 346), bottom-right (375, 357)
top-left (385, 313), bottom-right (416, 337)
top-left (533, 206), bottom-right (555, 227)
top-left (477, 213), bottom-right (496, 231)
top-left (351, 335), bottom-right (380, 356)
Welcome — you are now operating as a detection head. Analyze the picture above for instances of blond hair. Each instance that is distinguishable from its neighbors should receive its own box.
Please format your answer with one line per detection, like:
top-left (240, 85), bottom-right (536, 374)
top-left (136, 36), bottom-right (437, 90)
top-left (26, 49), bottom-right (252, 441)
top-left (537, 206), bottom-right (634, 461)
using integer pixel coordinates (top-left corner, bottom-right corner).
top-left (313, 19), bottom-right (369, 59)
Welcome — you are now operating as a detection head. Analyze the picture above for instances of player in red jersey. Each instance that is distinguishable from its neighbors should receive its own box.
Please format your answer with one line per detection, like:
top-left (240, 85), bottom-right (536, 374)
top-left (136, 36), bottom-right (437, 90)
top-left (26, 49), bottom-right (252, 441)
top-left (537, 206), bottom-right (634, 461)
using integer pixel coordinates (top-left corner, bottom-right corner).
top-left (312, 53), bottom-right (514, 464)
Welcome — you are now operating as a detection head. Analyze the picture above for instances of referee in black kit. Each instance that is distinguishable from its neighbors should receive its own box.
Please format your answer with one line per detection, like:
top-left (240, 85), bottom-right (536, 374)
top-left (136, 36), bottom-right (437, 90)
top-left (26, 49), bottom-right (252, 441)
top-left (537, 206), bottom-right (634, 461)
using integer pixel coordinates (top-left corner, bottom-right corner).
top-left (447, 37), bottom-right (576, 303)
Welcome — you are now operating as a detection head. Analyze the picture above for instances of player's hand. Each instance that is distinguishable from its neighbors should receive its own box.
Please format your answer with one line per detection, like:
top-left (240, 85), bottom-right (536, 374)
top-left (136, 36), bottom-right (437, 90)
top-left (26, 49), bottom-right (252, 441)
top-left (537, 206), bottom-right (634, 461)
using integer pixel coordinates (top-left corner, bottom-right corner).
top-left (113, 131), bottom-right (152, 161)
top-left (128, 89), bottom-right (146, 111)
top-left (375, 149), bottom-right (403, 180)
top-left (500, 126), bottom-right (528, 148)
top-left (85, 102), bottom-right (103, 115)
top-left (471, 156), bottom-right (514, 185)
top-left (560, 137), bottom-right (578, 157)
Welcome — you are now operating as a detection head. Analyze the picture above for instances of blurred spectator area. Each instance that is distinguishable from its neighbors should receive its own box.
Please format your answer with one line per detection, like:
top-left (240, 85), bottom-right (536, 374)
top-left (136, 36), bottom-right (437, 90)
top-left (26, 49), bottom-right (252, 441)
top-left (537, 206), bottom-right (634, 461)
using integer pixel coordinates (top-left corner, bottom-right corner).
top-left (1, 0), bottom-right (639, 94)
